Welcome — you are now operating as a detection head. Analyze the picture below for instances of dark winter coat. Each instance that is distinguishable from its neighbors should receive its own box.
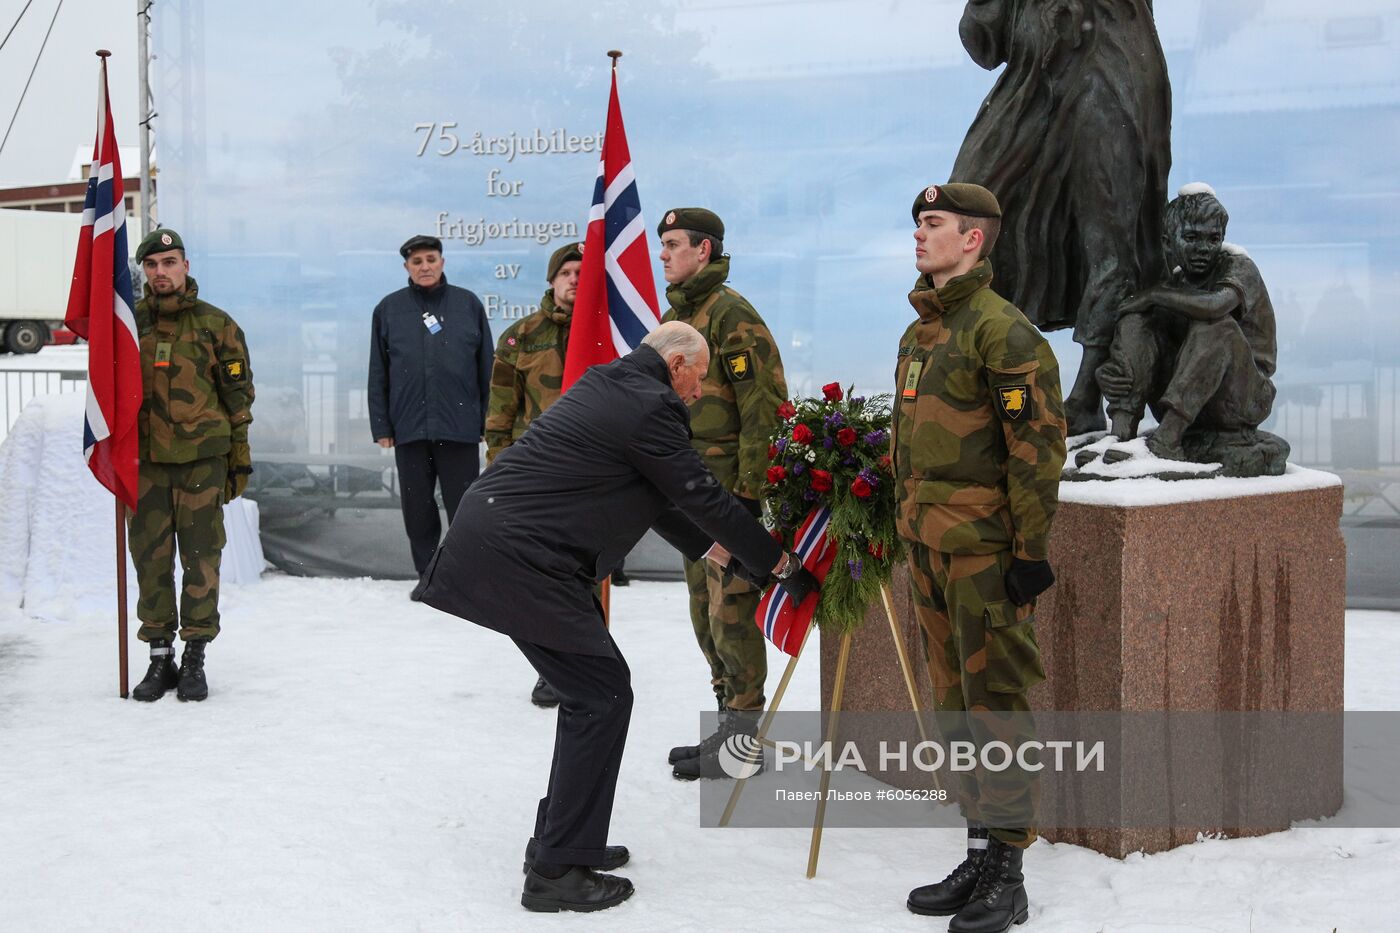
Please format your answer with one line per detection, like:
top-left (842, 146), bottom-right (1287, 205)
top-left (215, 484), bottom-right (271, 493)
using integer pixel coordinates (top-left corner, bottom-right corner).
top-left (417, 344), bottom-right (783, 657)
top-left (367, 275), bottom-right (493, 445)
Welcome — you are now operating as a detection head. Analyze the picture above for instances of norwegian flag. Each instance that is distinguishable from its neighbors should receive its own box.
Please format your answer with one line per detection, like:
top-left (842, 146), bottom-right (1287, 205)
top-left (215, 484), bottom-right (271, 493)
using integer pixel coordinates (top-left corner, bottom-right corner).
top-left (63, 57), bottom-right (141, 511)
top-left (755, 507), bottom-right (839, 656)
top-left (561, 63), bottom-right (661, 390)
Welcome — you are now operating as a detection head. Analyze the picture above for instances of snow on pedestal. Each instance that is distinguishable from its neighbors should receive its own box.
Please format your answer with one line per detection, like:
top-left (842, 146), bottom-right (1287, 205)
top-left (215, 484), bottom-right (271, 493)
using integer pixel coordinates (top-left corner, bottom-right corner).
top-left (0, 393), bottom-right (263, 623)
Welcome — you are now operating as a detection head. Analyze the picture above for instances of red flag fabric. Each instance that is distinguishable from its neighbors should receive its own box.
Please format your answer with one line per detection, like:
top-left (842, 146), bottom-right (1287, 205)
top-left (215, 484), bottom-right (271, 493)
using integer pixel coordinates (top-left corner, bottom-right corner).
top-left (561, 66), bottom-right (661, 390)
top-left (63, 57), bottom-right (141, 510)
top-left (754, 507), bottom-right (838, 656)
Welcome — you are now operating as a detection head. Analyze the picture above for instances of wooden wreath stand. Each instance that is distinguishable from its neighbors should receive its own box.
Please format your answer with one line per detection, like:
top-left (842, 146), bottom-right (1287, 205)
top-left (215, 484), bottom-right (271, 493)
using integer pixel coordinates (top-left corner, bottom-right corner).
top-left (719, 578), bottom-right (937, 877)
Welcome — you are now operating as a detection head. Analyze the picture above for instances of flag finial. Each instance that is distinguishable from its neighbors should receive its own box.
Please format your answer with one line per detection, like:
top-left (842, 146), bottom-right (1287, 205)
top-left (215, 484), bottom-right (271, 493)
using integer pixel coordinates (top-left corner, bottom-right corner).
top-left (608, 50), bottom-right (622, 68)
top-left (96, 49), bottom-right (112, 58)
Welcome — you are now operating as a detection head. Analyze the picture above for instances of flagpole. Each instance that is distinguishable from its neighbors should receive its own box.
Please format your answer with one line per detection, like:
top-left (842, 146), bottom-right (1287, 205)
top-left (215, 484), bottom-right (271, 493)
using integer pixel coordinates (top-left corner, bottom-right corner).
top-left (96, 49), bottom-right (131, 699)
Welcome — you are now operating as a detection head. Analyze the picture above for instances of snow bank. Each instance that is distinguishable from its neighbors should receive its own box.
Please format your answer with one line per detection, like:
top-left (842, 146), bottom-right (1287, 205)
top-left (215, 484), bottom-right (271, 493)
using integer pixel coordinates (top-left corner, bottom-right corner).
top-left (0, 394), bottom-right (263, 623)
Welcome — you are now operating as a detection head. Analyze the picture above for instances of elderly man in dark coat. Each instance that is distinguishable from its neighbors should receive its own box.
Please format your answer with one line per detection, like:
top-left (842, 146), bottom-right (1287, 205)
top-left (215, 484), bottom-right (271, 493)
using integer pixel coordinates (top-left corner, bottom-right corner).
top-left (416, 321), bottom-right (815, 913)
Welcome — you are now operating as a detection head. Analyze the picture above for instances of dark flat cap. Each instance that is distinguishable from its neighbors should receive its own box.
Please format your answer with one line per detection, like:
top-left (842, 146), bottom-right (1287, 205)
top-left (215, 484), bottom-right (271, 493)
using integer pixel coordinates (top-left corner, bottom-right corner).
top-left (656, 207), bottom-right (724, 241)
top-left (399, 234), bottom-right (443, 258)
top-left (911, 183), bottom-right (1002, 221)
top-left (135, 228), bottom-right (184, 261)
top-left (546, 241), bottom-right (583, 281)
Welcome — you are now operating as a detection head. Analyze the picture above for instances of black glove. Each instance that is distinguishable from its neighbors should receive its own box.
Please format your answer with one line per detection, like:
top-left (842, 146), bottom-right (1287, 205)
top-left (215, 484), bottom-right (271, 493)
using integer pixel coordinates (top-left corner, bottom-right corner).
top-left (778, 566), bottom-right (821, 605)
top-left (1003, 558), bottom-right (1054, 607)
top-left (722, 558), bottom-right (773, 589)
top-left (735, 496), bottom-right (762, 519)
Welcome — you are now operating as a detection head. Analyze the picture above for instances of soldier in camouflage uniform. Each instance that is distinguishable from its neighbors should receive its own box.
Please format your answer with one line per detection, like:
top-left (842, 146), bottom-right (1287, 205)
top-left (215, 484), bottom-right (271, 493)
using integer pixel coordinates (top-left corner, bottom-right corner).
top-left (895, 185), bottom-right (1065, 933)
top-left (655, 208), bottom-right (789, 781)
top-left (484, 241), bottom-right (582, 709)
top-left (129, 228), bottom-right (254, 703)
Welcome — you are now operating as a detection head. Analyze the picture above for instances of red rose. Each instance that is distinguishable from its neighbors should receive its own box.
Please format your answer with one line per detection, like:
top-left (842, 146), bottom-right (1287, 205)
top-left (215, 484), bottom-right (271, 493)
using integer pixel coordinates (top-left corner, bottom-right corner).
top-left (768, 443), bottom-right (779, 460)
top-left (791, 423), bottom-right (815, 445)
top-left (810, 469), bottom-right (833, 493)
top-left (867, 540), bottom-right (886, 559)
top-left (837, 427), bottom-right (857, 447)
top-left (766, 465), bottom-right (787, 484)
top-left (822, 382), bottom-right (843, 402)
top-left (777, 400), bottom-right (797, 420)
top-left (851, 476), bottom-right (873, 498)
top-left (878, 454), bottom-right (892, 471)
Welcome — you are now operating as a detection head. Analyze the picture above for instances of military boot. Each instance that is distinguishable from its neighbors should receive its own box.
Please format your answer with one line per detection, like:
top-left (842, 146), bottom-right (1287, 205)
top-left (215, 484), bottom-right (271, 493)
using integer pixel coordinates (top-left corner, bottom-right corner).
top-left (131, 638), bottom-right (179, 702)
top-left (672, 709), bottom-right (764, 781)
top-left (948, 837), bottom-right (1029, 933)
top-left (176, 641), bottom-right (209, 702)
top-left (907, 823), bottom-right (990, 916)
top-left (531, 677), bottom-right (560, 708)
top-left (667, 698), bottom-right (727, 764)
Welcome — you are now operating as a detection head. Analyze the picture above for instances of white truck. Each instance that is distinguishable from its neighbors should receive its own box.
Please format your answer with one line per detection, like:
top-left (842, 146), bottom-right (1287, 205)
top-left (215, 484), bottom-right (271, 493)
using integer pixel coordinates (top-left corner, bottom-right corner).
top-left (0, 208), bottom-right (82, 354)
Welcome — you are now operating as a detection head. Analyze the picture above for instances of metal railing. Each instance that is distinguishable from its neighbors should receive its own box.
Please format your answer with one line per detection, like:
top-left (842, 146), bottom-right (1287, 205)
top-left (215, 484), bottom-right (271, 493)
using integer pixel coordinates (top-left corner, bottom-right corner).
top-left (0, 369), bottom-right (87, 444)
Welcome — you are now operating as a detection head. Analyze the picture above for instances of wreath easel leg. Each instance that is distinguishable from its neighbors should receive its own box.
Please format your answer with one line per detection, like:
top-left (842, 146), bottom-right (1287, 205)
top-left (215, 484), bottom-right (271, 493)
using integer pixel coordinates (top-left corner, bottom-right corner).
top-left (806, 627), bottom-right (853, 878)
top-left (719, 619), bottom-right (815, 828)
top-left (879, 580), bottom-right (943, 795)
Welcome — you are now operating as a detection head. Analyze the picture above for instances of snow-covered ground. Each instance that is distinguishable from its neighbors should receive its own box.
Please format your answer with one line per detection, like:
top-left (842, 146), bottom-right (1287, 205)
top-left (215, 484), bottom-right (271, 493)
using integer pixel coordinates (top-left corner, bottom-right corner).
top-left (1, 577), bottom-right (1397, 932)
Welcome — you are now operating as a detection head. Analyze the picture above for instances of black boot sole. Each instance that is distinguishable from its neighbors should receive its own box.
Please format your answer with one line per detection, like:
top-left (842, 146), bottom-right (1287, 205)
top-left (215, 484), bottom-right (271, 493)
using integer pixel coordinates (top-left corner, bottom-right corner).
top-left (667, 749), bottom-right (700, 765)
top-left (948, 907), bottom-right (1028, 932)
top-left (906, 898), bottom-right (968, 917)
top-left (520, 887), bottom-right (633, 913)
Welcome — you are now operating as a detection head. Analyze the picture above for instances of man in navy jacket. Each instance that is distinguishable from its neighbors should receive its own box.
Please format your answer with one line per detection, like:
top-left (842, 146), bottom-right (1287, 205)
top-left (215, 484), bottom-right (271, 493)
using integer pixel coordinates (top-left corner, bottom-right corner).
top-left (417, 321), bottom-right (816, 912)
top-left (368, 234), bottom-right (493, 576)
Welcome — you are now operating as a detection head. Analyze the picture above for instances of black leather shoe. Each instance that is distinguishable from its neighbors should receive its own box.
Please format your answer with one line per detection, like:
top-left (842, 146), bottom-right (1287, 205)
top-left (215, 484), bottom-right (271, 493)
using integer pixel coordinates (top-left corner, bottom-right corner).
top-left (132, 639), bottom-right (179, 702)
top-left (531, 677), bottom-right (560, 708)
top-left (522, 837), bottom-right (629, 874)
top-left (907, 827), bottom-right (990, 916)
top-left (948, 837), bottom-right (1029, 932)
top-left (176, 641), bottom-right (208, 702)
top-left (520, 866), bottom-right (633, 913)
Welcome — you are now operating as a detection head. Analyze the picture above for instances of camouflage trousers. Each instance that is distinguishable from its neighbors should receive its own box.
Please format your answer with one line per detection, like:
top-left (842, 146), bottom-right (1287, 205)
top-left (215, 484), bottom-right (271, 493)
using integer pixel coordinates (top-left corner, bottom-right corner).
top-left (128, 457), bottom-right (226, 643)
top-left (682, 557), bottom-right (767, 711)
top-left (907, 543), bottom-right (1045, 847)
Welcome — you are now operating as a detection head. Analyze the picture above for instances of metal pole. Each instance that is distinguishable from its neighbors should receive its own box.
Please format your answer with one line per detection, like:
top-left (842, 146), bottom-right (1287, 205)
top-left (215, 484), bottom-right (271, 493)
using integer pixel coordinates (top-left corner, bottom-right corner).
top-left (136, 1), bottom-right (156, 236)
top-left (116, 499), bottom-right (130, 698)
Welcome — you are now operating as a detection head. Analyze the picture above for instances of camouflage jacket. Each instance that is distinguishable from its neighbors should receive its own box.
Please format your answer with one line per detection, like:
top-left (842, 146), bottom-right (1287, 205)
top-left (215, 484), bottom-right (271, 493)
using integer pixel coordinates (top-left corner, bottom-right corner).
top-left (135, 277), bottom-right (254, 464)
top-left (661, 256), bottom-right (787, 499)
top-left (484, 290), bottom-right (571, 463)
top-left (892, 261), bottom-right (1065, 560)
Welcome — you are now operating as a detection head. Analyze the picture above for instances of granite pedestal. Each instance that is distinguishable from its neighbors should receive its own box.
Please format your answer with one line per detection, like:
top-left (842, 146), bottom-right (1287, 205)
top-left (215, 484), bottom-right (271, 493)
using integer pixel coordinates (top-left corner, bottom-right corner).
top-left (820, 468), bottom-right (1346, 856)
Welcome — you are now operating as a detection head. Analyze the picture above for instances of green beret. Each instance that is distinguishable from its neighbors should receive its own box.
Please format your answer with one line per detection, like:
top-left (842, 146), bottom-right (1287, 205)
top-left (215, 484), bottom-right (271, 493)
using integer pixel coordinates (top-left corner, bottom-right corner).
top-left (911, 183), bottom-right (1002, 221)
top-left (399, 234), bottom-right (443, 258)
top-left (656, 207), bottom-right (724, 241)
top-left (135, 228), bottom-right (185, 261)
top-left (546, 241), bottom-right (583, 281)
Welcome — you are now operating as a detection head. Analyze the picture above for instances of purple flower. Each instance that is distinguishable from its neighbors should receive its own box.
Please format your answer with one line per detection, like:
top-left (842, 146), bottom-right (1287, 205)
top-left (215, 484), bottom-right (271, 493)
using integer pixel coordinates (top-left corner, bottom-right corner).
top-left (793, 463), bottom-right (806, 475)
top-left (841, 455), bottom-right (856, 467)
top-left (847, 558), bottom-right (864, 580)
top-left (822, 437), bottom-right (834, 450)
top-left (803, 489), bottom-right (818, 502)
top-left (857, 467), bottom-right (881, 488)
top-left (851, 396), bottom-right (865, 406)
top-left (775, 437), bottom-right (789, 452)
top-left (863, 429), bottom-right (888, 446)
top-left (823, 411), bottom-right (846, 429)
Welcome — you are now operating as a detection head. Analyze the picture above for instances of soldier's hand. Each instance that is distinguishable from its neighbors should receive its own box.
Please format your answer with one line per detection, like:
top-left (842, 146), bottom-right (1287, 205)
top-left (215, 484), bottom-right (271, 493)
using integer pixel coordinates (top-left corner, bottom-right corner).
top-left (1004, 558), bottom-right (1054, 606)
top-left (225, 439), bottom-right (253, 501)
top-left (778, 566), bottom-right (820, 605)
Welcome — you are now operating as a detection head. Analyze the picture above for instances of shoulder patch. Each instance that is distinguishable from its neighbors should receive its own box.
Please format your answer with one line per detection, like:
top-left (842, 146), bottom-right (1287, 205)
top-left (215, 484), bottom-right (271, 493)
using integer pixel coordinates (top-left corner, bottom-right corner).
top-left (724, 349), bottom-right (755, 382)
top-left (994, 383), bottom-right (1031, 422)
top-left (222, 359), bottom-right (247, 382)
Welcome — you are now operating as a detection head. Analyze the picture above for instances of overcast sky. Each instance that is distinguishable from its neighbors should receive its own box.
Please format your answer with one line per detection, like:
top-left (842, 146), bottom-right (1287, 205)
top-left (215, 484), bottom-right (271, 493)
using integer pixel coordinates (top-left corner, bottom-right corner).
top-left (0, 0), bottom-right (137, 188)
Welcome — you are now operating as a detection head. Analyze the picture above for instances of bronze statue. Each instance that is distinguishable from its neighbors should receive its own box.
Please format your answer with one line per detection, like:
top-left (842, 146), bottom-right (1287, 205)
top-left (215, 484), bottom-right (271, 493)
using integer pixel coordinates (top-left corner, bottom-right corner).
top-left (1093, 187), bottom-right (1288, 476)
top-left (950, 0), bottom-right (1172, 436)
